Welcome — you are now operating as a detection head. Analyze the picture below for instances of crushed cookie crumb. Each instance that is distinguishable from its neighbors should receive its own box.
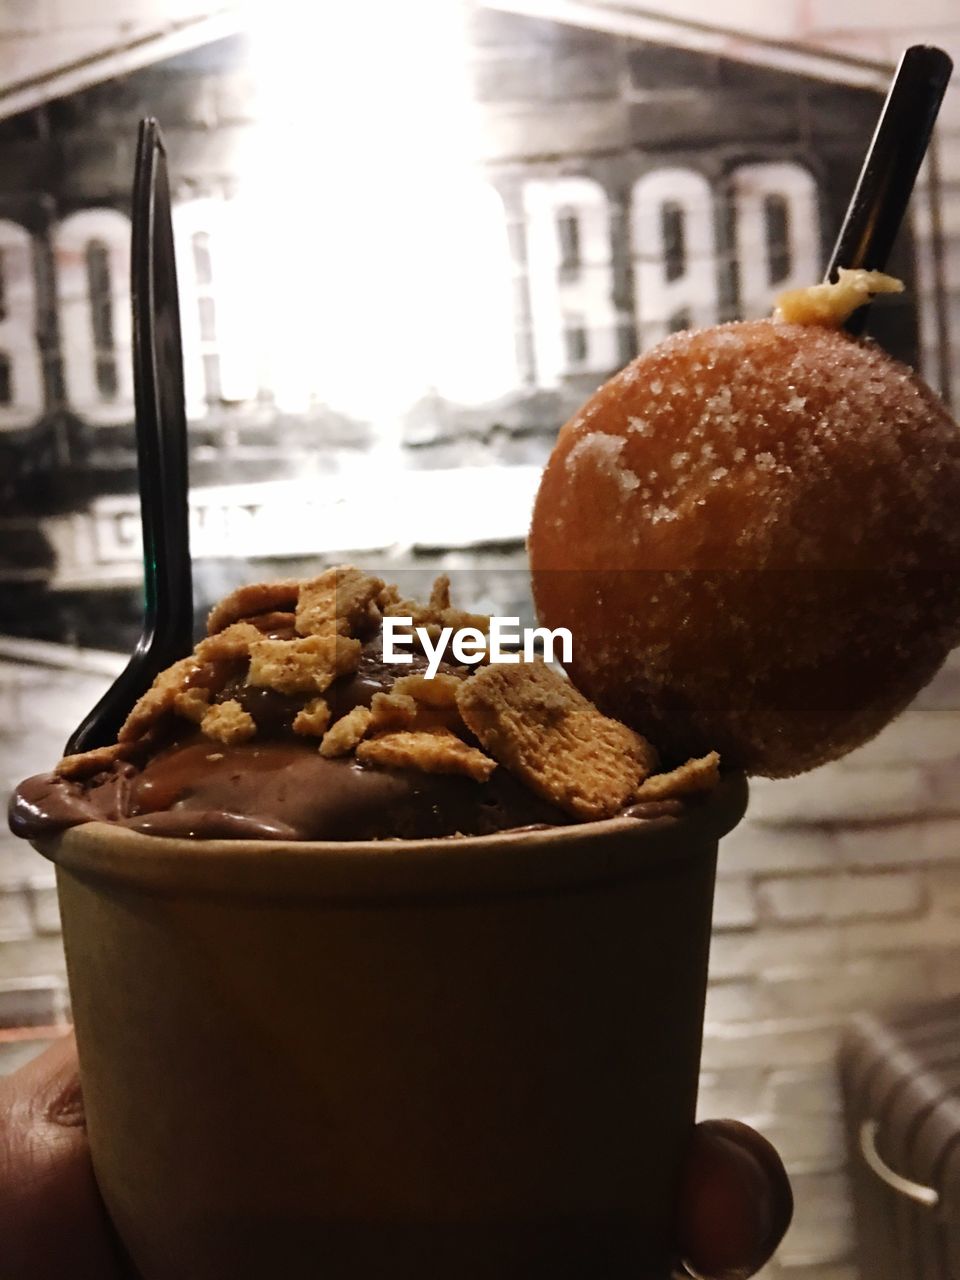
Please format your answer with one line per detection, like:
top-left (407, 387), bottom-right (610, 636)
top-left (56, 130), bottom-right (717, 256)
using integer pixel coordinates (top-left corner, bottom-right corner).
top-left (381, 593), bottom-right (434, 628)
top-left (200, 700), bottom-right (257, 746)
top-left (439, 607), bottom-right (490, 633)
top-left (633, 752), bottom-right (720, 801)
top-left (55, 742), bottom-right (131, 780)
top-left (389, 671), bottom-right (465, 730)
top-left (206, 580), bottom-right (301, 636)
top-left (456, 662), bottom-right (657, 820)
top-left (296, 566), bottom-right (385, 638)
top-left (377, 582), bottom-right (404, 612)
top-left (173, 687), bottom-right (211, 724)
top-left (292, 697), bottom-right (332, 738)
top-left (195, 622), bottom-right (262, 662)
top-left (319, 705), bottom-right (373, 757)
top-left (118, 655), bottom-right (205, 742)
top-left (369, 691), bottom-right (419, 733)
top-left (378, 576), bottom-right (489, 640)
top-left (240, 610), bottom-right (296, 635)
top-left (429, 575), bottom-right (451, 612)
top-left (357, 728), bottom-right (496, 781)
top-left (393, 672), bottom-right (462, 708)
top-left (247, 634), bottom-right (361, 696)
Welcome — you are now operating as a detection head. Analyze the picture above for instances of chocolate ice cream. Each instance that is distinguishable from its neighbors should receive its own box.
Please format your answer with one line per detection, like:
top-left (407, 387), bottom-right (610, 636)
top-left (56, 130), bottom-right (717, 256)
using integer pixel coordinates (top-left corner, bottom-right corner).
top-left (10, 567), bottom-right (719, 843)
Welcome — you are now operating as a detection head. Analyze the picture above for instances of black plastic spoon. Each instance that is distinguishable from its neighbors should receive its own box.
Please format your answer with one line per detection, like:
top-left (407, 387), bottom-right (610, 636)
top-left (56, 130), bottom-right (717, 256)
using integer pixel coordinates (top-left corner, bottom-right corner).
top-left (65, 118), bottom-right (193, 754)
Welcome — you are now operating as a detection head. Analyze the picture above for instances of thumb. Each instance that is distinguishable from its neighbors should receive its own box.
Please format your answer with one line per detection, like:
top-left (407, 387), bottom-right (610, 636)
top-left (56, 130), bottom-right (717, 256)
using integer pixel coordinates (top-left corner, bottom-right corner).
top-left (0, 1032), bottom-right (134, 1280)
top-left (675, 1118), bottom-right (793, 1279)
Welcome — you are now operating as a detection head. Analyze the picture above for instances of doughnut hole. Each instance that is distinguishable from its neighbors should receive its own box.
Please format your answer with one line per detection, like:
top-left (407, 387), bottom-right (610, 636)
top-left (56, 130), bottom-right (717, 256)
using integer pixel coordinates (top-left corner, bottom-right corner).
top-left (529, 320), bottom-right (960, 776)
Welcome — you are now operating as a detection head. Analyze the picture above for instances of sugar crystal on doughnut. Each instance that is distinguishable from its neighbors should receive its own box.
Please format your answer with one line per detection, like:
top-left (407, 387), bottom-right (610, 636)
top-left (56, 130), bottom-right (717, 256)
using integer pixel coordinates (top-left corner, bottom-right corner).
top-left (529, 317), bottom-right (960, 777)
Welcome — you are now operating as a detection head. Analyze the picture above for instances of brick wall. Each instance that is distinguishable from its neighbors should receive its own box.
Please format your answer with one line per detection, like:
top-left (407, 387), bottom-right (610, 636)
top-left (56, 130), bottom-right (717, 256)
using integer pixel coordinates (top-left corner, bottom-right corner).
top-left (0, 644), bottom-right (118, 1070)
top-left (699, 650), bottom-right (960, 1280)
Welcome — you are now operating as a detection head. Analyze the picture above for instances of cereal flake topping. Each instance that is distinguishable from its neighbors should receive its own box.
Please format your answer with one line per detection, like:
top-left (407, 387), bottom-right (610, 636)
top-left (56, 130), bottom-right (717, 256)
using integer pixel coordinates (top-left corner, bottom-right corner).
top-left (206, 580), bottom-right (301, 636)
top-left (53, 565), bottom-right (722, 823)
top-left (320, 705), bottom-right (373, 758)
top-left (296, 566), bottom-right (385, 638)
top-left (633, 752), bottom-right (720, 801)
top-left (455, 662), bottom-right (657, 820)
top-left (292, 698), bottom-right (332, 738)
top-left (247, 634), bottom-right (361, 696)
top-left (356, 728), bottom-right (496, 782)
top-left (201, 700), bottom-right (257, 746)
top-left (55, 742), bottom-right (132, 780)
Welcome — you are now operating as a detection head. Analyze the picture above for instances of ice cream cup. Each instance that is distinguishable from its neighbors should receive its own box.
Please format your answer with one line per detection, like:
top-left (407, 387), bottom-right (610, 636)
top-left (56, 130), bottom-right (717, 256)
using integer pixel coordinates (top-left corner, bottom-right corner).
top-left (33, 771), bottom-right (747, 1280)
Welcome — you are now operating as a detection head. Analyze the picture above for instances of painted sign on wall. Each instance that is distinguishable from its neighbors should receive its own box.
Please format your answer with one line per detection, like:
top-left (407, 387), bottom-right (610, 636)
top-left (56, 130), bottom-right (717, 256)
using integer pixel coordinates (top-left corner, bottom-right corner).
top-left (0, 159), bottom-right (820, 430)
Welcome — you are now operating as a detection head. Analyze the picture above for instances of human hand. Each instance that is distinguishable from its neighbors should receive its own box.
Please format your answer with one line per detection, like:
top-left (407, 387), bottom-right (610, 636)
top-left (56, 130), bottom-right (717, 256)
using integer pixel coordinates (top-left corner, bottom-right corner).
top-left (0, 1033), bottom-right (791, 1280)
top-left (0, 1032), bottom-right (133, 1279)
top-left (676, 1117), bottom-right (793, 1278)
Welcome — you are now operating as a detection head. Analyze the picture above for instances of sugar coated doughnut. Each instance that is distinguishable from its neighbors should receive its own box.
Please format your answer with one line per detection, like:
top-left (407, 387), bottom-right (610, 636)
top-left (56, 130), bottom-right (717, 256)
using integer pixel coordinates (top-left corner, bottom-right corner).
top-left (529, 319), bottom-right (960, 776)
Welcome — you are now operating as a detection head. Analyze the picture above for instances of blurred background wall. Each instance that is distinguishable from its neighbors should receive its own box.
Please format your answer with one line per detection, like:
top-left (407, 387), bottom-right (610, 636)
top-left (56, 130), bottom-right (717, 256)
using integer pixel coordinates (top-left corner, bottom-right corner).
top-left (1, 4), bottom-right (960, 1278)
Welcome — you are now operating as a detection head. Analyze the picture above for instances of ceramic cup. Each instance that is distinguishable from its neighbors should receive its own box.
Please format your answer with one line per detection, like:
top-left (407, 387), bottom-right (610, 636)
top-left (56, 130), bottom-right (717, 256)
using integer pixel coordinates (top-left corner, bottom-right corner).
top-left (34, 772), bottom-right (747, 1280)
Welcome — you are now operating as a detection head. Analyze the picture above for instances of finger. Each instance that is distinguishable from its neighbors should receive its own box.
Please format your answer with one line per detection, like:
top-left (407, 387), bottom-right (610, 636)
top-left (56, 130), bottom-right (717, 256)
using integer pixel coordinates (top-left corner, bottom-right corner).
top-left (13, 1031), bottom-right (85, 1124)
top-left (0, 1031), bottom-right (133, 1280)
top-left (675, 1118), bottom-right (793, 1280)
